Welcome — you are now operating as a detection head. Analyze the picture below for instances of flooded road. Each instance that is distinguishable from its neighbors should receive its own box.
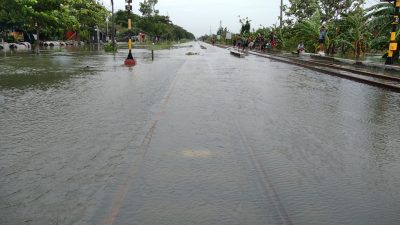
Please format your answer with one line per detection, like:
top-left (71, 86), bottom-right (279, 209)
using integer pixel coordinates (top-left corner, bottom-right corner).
top-left (1, 43), bottom-right (400, 225)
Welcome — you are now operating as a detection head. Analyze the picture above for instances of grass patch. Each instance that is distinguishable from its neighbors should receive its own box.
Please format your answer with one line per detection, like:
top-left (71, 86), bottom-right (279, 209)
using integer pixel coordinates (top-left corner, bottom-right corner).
top-left (146, 43), bottom-right (173, 50)
top-left (104, 43), bottom-right (118, 52)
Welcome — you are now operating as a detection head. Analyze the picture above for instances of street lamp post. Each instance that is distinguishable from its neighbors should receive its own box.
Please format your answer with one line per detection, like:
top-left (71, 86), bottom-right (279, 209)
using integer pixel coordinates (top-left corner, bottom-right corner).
top-left (124, 0), bottom-right (136, 66)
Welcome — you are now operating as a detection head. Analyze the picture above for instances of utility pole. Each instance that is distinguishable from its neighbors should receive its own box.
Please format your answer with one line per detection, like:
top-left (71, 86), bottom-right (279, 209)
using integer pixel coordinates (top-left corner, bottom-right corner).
top-left (280, 0), bottom-right (283, 28)
top-left (384, 0), bottom-right (400, 65)
top-left (124, 0), bottom-right (136, 66)
top-left (111, 0), bottom-right (115, 49)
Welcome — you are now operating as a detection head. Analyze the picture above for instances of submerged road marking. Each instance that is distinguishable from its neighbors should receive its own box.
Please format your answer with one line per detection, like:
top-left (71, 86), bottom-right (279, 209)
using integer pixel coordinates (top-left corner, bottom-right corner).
top-left (101, 63), bottom-right (183, 225)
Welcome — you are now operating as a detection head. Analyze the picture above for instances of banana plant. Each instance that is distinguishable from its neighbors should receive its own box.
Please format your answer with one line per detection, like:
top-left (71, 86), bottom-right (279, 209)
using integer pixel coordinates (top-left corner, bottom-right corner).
top-left (292, 11), bottom-right (322, 53)
top-left (335, 8), bottom-right (371, 58)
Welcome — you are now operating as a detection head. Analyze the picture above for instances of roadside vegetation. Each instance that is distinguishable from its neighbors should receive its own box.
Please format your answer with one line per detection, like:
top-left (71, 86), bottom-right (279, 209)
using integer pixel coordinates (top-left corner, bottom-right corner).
top-left (201, 0), bottom-right (399, 62)
top-left (0, 0), bottom-right (108, 42)
top-left (114, 0), bottom-right (194, 43)
top-left (0, 0), bottom-right (194, 45)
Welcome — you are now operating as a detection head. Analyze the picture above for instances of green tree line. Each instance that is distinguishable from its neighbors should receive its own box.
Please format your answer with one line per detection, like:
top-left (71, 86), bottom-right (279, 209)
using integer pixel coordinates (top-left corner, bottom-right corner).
top-left (114, 11), bottom-right (194, 41)
top-left (0, 0), bottom-right (108, 41)
top-left (283, 0), bottom-right (398, 59)
top-left (204, 0), bottom-right (398, 61)
top-left (0, 0), bottom-right (194, 42)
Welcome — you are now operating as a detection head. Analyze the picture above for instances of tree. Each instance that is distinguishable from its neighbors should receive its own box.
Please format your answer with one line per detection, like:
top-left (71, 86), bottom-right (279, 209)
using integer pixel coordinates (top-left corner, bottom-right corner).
top-left (319, 0), bottom-right (365, 23)
top-left (115, 10), bottom-right (141, 27)
top-left (217, 27), bottom-right (229, 40)
top-left (139, 0), bottom-right (159, 17)
top-left (292, 11), bottom-right (322, 52)
top-left (68, 0), bottom-right (108, 29)
top-left (239, 16), bottom-right (251, 35)
top-left (0, 0), bottom-right (108, 41)
top-left (285, 0), bottom-right (366, 24)
top-left (64, 0), bottom-right (108, 42)
top-left (285, 0), bottom-right (319, 23)
top-left (334, 7), bottom-right (371, 58)
top-left (114, 9), bottom-right (194, 42)
top-left (0, 0), bottom-right (33, 29)
top-left (366, 2), bottom-right (396, 51)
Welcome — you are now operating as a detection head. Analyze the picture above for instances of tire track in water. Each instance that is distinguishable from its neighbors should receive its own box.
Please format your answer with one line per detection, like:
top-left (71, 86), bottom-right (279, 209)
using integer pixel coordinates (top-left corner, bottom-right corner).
top-left (204, 49), bottom-right (293, 224)
top-left (101, 62), bottom-right (183, 225)
top-left (233, 118), bottom-right (293, 225)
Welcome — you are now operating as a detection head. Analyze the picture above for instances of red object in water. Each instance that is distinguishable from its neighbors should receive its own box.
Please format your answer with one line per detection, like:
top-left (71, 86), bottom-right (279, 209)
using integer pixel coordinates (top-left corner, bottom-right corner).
top-left (124, 58), bottom-right (137, 66)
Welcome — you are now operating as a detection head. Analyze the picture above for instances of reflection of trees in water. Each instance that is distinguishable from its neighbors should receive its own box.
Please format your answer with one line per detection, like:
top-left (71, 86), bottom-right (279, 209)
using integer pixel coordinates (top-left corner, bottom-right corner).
top-left (0, 70), bottom-right (72, 89)
top-left (0, 54), bottom-right (103, 90)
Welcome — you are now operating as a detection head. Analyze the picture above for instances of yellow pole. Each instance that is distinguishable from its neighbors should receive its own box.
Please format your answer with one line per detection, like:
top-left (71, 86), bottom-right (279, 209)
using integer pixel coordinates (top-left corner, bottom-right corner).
top-left (386, 0), bottom-right (400, 64)
top-left (125, 0), bottom-right (134, 63)
top-left (128, 19), bottom-right (132, 50)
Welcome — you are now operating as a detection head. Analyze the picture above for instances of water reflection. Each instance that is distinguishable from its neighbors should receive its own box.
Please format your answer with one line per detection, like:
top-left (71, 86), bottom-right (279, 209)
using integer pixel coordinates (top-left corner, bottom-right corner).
top-left (0, 50), bottom-right (106, 89)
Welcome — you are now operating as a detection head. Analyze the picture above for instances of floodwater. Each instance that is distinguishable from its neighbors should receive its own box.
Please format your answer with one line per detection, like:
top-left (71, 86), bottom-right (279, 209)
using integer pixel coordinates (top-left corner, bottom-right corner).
top-left (1, 43), bottom-right (400, 225)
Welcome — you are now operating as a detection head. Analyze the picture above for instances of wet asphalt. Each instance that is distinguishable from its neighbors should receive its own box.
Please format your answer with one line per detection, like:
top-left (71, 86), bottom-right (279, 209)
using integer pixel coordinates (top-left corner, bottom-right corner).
top-left (1, 42), bottom-right (400, 225)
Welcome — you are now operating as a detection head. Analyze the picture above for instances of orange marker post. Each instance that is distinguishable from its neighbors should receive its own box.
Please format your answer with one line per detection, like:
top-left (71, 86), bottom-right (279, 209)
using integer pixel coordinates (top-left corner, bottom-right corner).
top-left (124, 0), bottom-right (136, 66)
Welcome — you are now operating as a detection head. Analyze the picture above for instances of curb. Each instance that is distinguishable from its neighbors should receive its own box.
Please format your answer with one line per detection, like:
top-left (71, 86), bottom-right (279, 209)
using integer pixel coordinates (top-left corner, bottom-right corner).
top-left (210, 42), bottom-right (400, 72)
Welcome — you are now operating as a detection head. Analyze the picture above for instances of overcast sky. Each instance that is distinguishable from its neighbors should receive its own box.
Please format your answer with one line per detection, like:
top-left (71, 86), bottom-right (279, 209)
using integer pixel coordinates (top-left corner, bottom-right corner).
top-left (103, 0), bottom-right (379, 38)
